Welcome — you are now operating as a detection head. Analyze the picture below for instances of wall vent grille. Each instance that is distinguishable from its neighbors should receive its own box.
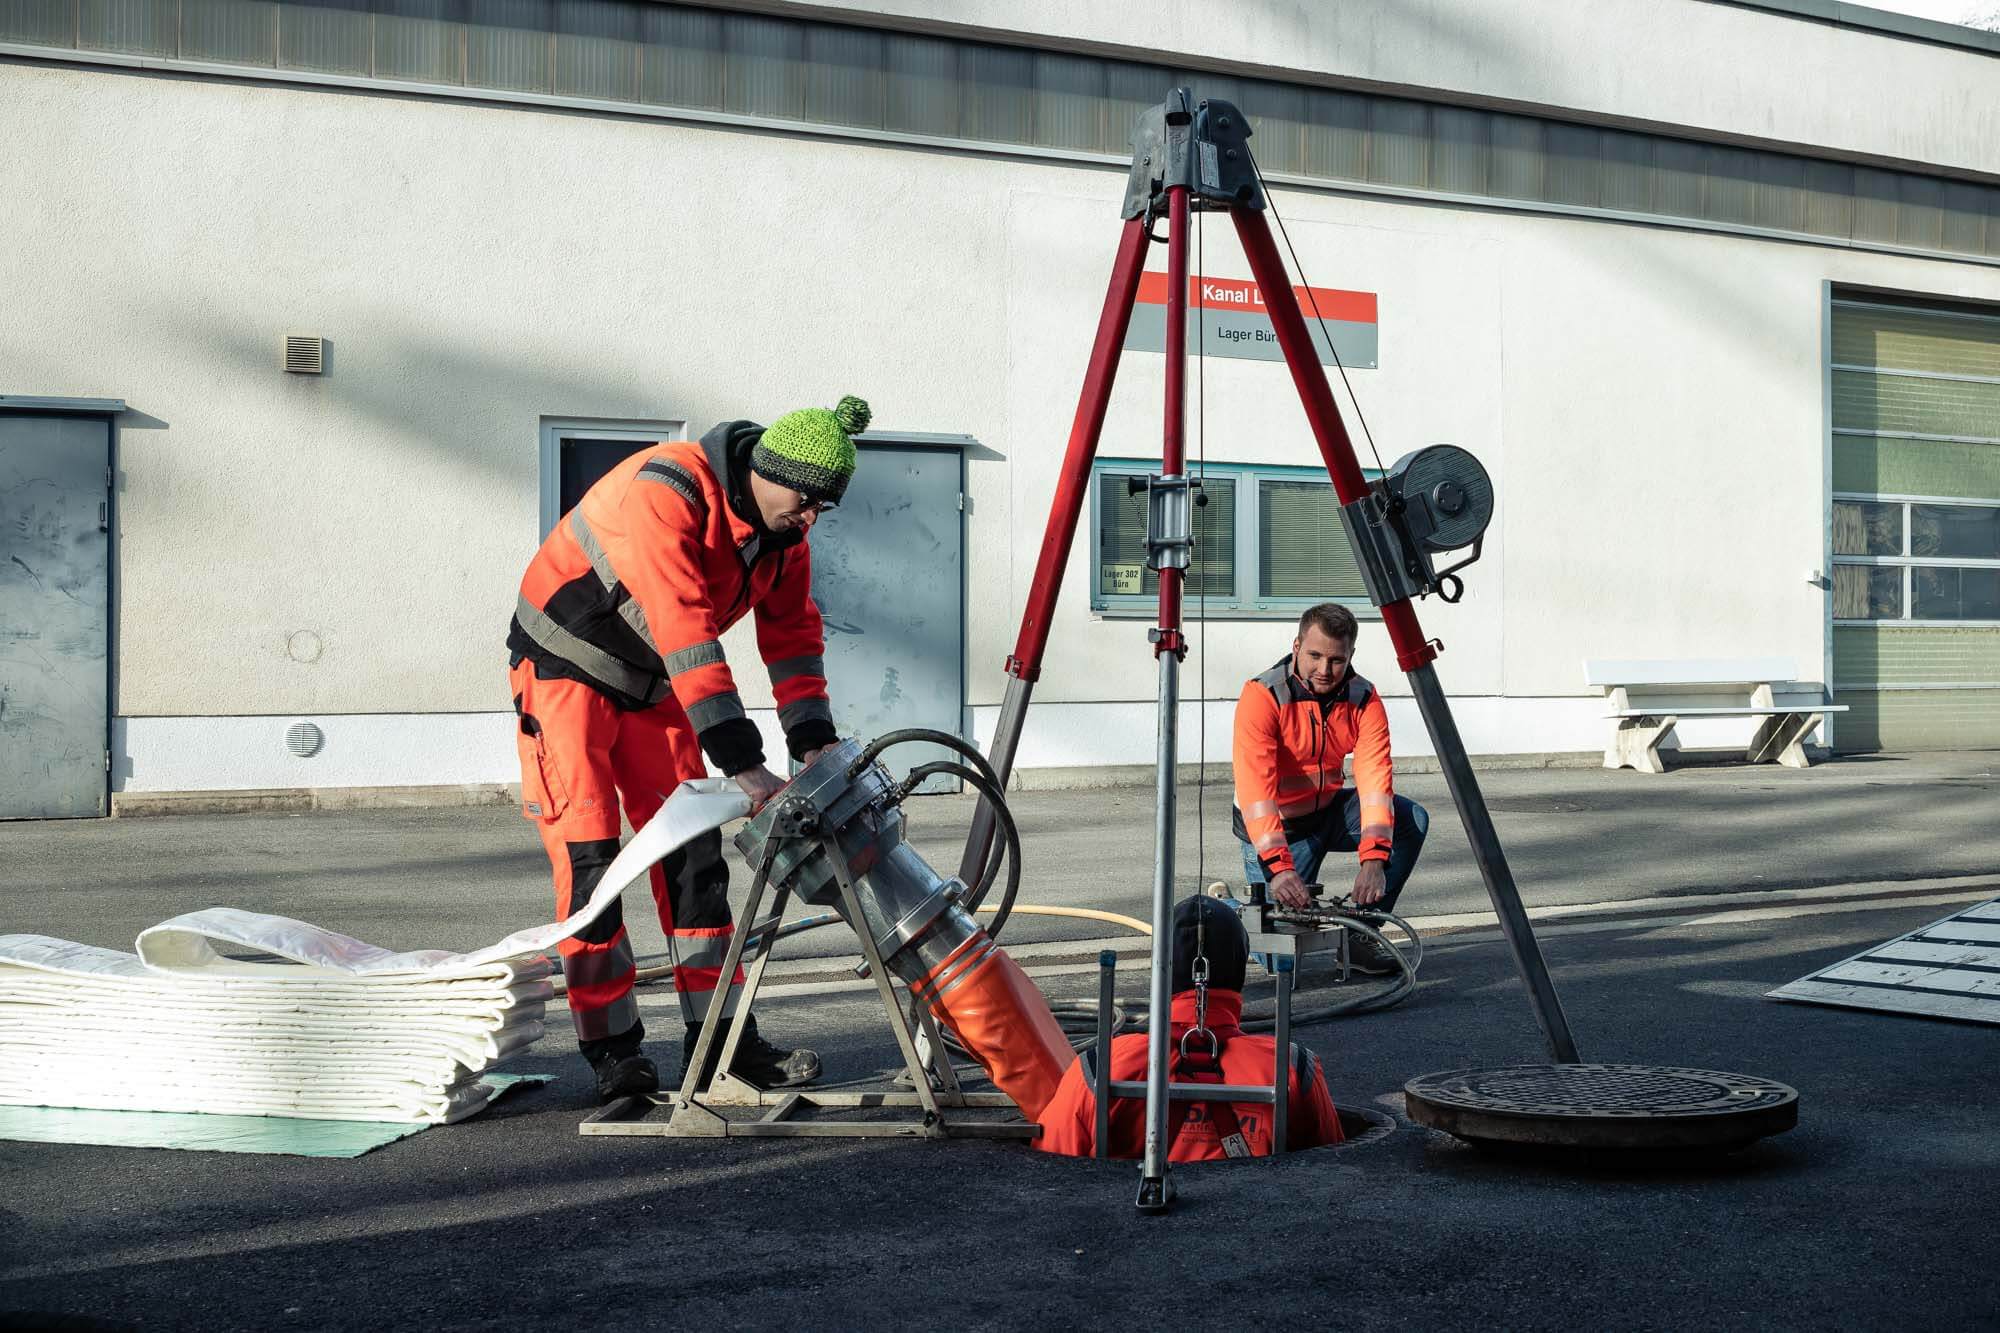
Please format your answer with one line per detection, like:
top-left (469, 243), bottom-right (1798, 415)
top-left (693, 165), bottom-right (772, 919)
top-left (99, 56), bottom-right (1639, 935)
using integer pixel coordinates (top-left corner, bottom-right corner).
top-left (284, 335), bottom-right (324, 375)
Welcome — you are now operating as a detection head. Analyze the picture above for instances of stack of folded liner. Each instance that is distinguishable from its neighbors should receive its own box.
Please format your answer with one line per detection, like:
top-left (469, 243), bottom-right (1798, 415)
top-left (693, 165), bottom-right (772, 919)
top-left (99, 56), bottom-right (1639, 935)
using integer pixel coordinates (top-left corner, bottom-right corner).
top-left (0, 781), bottom-right (750, 1124)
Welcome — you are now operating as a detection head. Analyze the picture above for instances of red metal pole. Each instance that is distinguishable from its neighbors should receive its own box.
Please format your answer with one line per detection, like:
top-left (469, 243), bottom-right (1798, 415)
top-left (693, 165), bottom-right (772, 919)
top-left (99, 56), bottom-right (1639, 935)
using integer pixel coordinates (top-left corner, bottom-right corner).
top-left (1006, 216), bottom-right (1153, 682)
top-left (1155, 186), bottom-right (1191, 657)
top-left (1232, 206), bottom-right (1437, 674)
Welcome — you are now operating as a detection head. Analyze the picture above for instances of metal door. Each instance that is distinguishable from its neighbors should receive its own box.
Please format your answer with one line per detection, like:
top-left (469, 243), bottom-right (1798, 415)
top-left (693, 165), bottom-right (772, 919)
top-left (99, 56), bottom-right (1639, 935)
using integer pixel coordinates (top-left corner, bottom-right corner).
top-left (810, 442), bottom-right (966, 790)
top-left (0, 414), bottom-right (111, 818)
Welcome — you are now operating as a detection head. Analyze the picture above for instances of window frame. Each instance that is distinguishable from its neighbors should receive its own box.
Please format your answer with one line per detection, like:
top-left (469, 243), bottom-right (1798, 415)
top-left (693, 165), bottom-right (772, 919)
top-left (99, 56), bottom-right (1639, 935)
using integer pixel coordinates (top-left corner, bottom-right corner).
top-left (1088, 457), bottom-right (1382, 620)
top-left (538, 416), bottom-right (685, 537)
top-left (1832, 489), bottom-right (2000, 627)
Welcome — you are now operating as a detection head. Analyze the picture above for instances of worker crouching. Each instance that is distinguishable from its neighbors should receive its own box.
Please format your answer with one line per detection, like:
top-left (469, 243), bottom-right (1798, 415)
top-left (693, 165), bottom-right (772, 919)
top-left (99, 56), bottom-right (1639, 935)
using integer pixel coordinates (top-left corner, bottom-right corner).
top-left (1036, 897), bottom-right (1344, 1159)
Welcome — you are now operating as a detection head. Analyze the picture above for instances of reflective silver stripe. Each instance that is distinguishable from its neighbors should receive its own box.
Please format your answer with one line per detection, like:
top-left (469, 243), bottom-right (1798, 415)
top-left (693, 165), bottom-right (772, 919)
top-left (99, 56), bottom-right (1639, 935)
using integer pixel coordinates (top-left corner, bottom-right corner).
top-left (561, 938), bottom-right (636, 990)
top-left (515, 595), bottom-right (669, 705)
top-left (571, 992), bottom-right (639, 1043)
top-left (664, 640), bottom-right (726, 675)
top-left (637, 458), bottom-right (706, 516)
top-left (567, 511), bottom-right (660, 652)
top-left (671, 933), bottom-right (731, 970)
top-left (678, 984), bottom-right (740, 1024)
top-left (567, 509), bottom-right (617, 588)
top-left (778, 698), bottom-right (834, 732)
top-left (685, 690), bottom-right (747, 731)
top-left (767, 654), bottom-right (824, 685)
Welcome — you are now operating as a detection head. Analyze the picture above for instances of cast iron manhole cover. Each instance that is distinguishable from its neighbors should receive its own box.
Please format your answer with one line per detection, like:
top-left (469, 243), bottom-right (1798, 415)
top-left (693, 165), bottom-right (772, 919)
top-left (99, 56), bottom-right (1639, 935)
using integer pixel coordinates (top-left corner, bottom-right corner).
top-left (1404, 1064), bottom-right (1798, 1151)
top-left (1482, 798), bottom-right (1590, 814)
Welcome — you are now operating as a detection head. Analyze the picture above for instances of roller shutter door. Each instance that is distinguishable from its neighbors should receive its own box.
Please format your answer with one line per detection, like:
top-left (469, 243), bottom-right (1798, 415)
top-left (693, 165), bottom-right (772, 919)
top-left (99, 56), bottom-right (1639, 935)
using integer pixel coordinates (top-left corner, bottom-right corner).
top-left (1830, 298), bottom-right (2000, 750)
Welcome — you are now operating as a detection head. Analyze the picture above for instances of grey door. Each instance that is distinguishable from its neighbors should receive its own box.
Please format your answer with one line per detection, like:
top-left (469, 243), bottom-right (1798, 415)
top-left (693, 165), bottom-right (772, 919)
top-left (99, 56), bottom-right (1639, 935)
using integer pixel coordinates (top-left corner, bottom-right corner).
top-left (0, 414), bottom-right (112, 818)
top-left (810, 442), bottom-right (965, 791)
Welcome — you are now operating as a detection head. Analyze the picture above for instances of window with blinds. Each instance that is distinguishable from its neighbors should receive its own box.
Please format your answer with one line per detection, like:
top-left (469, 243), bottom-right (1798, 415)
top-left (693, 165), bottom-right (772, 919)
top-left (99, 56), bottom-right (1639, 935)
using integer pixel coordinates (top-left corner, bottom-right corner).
top-left (1092, 463), bottom-right (1370, 614)
top-left (7, 1), bottom-right (1998, 262)
top-left (1259, 478), bottom-right (1367, 601)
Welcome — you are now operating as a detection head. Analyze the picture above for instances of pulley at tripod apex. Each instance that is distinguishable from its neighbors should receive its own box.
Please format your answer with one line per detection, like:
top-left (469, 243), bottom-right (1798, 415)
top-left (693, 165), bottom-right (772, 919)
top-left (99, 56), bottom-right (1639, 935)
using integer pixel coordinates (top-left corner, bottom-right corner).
top-left (1339, 443), bottom-right (1495, 606)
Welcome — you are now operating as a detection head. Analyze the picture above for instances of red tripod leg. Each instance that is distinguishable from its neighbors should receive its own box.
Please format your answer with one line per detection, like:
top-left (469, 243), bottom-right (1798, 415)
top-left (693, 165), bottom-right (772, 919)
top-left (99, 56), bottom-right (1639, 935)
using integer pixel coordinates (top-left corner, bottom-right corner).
top-left (1009, 214), bottom-right (1154, 680)
top-left (1231, 205), bottom-right (1581, 1064)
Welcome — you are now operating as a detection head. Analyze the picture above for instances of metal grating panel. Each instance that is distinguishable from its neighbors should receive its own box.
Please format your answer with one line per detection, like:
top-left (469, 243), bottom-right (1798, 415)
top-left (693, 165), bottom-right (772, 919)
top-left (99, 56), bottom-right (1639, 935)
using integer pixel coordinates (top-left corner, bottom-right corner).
top-left (283, 335), bottom-right (323, 374)
top-left (1770, 895), bottom-right (2000, 1023)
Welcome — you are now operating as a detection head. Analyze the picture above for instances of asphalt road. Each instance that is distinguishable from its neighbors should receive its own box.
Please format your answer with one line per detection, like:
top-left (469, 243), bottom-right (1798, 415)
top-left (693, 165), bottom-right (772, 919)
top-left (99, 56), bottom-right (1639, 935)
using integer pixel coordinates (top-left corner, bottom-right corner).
top-left (2, 752), bottom-right (1998, 1328)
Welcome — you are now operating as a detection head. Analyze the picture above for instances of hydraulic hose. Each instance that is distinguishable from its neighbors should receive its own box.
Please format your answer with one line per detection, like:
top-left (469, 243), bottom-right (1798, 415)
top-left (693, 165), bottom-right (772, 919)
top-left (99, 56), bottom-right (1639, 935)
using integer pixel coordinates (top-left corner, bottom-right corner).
top-left (858, 728), bottom-right (1014, 910)
top-left (894, 760), bottom-right (1022, 938)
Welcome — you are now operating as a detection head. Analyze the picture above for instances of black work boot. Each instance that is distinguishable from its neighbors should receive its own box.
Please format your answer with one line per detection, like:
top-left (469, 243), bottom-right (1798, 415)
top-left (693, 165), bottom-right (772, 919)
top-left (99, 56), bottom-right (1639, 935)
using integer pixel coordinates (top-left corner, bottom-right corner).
top-left (589, 1051), bottom-right (660, 1102)
top-left (683, 1012), bottom-right (822, 1090)
top-left (582, 1025), bottom-right (659, 1103)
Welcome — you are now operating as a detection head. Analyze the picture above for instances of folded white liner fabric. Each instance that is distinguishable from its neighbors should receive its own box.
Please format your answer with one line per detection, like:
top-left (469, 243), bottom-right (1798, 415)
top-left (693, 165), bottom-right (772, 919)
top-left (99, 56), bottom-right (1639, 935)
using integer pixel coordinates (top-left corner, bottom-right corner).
top-left (0, 780), bottom-right (750, 1123)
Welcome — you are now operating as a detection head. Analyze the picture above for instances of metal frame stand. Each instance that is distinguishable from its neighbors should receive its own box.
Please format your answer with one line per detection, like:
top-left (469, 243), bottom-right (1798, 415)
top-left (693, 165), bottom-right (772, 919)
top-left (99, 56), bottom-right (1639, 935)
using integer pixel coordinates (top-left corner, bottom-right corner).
top-left (958, 89), bottom-right (1581, 1212)
top-left (582, 841), bottom-right (1035, 1140)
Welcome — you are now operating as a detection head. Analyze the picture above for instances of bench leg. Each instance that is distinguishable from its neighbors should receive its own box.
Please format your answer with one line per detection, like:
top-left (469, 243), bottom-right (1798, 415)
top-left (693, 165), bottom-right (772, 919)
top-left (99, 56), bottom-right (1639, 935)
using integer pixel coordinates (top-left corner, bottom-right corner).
top-left (1607, 715), bottom-right (1675, 773)
top-left (1747, 713), bottom-right (1816, 768)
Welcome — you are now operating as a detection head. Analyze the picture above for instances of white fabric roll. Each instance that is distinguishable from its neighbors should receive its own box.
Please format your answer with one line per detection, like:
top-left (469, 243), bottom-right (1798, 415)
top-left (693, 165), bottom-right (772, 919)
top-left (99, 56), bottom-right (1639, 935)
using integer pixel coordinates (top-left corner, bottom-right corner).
top-left (0, 779), bottom-right (750, 1123)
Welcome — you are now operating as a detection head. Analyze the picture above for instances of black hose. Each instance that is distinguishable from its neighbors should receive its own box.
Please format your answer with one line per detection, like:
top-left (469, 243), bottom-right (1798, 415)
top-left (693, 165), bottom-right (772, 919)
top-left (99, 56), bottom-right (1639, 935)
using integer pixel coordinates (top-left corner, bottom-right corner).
top-left (855, 728), bottom-right (1007, 794)
top-left (852, 728), bottom-right (1008, 904)
top-left (897, 760), bottom-right (1023, 941)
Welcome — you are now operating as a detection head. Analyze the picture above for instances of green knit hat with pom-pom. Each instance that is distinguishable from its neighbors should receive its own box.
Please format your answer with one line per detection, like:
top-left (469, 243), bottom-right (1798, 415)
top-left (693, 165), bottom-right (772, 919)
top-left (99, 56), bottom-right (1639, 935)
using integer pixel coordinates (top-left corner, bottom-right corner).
top-left (752, 395), bottom-right (870, 504)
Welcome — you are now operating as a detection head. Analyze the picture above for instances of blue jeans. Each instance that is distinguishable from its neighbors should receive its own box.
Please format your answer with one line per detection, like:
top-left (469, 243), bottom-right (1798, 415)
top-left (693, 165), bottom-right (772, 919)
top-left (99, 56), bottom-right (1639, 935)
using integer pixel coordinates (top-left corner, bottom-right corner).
top-left (1237, 790), bottom-right (1430, 914)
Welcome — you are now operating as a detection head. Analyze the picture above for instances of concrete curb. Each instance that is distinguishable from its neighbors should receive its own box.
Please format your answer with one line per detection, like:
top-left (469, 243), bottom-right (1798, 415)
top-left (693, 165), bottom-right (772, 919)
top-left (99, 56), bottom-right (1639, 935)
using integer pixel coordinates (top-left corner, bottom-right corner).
top-left (110, 783), bottom-right (518, 817)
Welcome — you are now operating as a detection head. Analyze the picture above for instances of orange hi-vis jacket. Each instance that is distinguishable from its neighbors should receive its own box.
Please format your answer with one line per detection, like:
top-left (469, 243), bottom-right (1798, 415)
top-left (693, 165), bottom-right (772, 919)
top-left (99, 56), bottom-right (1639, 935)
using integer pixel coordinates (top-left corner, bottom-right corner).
top-left (508, 420), bottom-right (835, 776)
top-left (1034, 991), bottom-right (1344, 1160)
top-left (1232, 656), bottom-right (1395, 880)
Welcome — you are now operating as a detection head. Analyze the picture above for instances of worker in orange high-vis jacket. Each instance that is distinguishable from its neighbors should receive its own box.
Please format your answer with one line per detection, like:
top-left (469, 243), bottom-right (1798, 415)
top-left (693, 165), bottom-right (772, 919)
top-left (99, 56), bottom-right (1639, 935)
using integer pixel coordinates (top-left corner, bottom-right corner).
top-left (1037, 896), bottom-right (1344, 1159)
top-left (1232, 602), bottom-right (1429, 974)
top-left (508, 395), bottom-right (871, 1103)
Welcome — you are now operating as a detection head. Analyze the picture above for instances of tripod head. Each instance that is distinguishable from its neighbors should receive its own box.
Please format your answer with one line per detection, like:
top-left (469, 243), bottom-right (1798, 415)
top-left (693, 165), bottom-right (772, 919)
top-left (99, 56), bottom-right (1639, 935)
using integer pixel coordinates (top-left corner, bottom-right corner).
top-left (1121, 88), bottom-right (1266, 226)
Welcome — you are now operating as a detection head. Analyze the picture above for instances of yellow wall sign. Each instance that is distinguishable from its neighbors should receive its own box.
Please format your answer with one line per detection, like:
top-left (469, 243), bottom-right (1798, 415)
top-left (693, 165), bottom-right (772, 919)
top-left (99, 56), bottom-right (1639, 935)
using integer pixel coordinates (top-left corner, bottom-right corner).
top-left (1103, 563), bottom-right (1145, 595)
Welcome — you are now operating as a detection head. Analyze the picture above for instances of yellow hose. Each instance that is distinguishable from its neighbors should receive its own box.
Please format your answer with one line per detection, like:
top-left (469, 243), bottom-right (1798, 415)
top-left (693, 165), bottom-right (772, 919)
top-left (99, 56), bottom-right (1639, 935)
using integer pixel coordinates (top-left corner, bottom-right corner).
top-left (976, 903), bottom-right (1152, 935)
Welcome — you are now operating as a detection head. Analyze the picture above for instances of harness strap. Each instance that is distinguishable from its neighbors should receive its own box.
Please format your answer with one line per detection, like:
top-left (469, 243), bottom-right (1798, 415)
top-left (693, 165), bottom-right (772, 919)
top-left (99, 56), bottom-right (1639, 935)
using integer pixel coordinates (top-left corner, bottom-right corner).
top-left (1165, 1050), bottom-right (1253, 1159)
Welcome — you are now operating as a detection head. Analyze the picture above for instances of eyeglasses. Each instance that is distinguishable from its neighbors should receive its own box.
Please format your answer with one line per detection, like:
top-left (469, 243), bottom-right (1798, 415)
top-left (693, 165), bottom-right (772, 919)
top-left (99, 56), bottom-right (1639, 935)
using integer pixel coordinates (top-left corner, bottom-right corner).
top-left (795, 489), bottom-right (837, 514)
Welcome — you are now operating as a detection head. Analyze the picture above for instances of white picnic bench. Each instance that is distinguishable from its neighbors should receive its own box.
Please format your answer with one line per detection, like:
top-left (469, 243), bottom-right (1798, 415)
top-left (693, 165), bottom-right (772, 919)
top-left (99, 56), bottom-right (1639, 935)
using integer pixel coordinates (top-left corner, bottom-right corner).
top-left (1582, 657), bottom-right (1848, 774)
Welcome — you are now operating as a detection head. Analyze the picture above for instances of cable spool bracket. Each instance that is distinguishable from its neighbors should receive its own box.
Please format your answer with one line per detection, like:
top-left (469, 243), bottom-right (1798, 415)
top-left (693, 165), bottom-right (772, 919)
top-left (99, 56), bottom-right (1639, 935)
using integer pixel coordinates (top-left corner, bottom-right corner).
top-left (1338, 444), bottom-right (1495, 605)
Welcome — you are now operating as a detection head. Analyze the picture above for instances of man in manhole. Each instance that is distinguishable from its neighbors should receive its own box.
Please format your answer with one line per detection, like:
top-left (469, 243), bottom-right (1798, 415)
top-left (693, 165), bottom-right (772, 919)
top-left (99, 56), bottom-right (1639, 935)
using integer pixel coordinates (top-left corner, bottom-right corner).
top-left (1037, 896), bottom-right (1346, 1158)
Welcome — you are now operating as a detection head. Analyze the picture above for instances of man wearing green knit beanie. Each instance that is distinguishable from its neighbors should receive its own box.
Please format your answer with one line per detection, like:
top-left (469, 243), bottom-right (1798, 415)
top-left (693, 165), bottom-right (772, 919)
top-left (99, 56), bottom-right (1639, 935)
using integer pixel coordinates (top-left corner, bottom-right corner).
top-left (745, 394), bottom-right (870, 532)
top-left (506, 392), bottom-right (871, 1102)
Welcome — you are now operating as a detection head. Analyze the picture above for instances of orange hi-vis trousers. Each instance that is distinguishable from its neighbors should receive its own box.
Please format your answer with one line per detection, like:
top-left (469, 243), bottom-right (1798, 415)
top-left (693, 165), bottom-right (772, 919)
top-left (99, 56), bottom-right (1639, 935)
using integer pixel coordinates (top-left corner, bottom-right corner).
top-left (510, 658), bottom-right (744, 1049)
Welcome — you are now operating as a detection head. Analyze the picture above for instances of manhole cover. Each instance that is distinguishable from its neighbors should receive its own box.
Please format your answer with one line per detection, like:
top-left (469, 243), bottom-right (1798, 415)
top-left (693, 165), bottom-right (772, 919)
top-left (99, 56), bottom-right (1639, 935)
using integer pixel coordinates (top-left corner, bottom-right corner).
top-left (1404, 1064), bottom-right (1798, 1151)
top-left (1482, 798), bottom-right (1590, 814)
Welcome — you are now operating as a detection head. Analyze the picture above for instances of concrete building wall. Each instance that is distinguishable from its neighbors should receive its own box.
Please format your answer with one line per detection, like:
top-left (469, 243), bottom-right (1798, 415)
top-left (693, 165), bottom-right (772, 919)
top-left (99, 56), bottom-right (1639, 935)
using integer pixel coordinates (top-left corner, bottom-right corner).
top-left (3, 3), bottom-right (1998, 794)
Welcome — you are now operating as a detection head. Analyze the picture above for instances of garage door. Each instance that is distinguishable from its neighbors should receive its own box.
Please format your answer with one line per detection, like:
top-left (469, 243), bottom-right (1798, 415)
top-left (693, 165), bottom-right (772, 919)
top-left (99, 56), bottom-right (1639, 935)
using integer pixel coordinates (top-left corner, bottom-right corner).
top-left (1830, 297), bottom-right (2000, 751)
